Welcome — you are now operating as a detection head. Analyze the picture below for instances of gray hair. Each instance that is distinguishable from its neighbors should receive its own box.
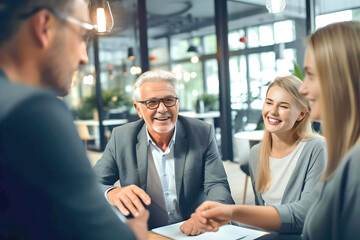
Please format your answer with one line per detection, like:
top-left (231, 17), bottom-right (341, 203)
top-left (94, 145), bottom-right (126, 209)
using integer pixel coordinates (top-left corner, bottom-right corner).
top-left (133, 70), bottom-right (179, 101)
top-left (0, 0), bottom-right (85, 45)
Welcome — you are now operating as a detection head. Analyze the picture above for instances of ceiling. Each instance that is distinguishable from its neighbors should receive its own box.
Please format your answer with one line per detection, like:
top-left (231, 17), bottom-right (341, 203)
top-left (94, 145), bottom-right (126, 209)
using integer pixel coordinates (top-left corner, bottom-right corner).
top-left (146, 0), bottom-right (266, 38)
top-left (104, 0), bottom-right (360, 39)
top-left (106, 0), bottom-right (312, 39)
top-left (107, 0), bottom-right (269, 39)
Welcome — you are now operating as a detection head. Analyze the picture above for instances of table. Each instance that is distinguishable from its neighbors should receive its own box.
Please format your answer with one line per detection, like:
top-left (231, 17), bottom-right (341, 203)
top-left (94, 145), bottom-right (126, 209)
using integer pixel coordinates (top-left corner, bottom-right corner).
top-left (233, 130), bottom-right (264, 164)
top-left (74, 119), bottom-right (128, 147)
top-left (149, 231), bottom-right (171, 240)
top-left (234, 130), bottom-right (264, 148)
top-left (179, 111), bottom-right (220, 125)
top-left (74, 119), bottom-right (128, 127)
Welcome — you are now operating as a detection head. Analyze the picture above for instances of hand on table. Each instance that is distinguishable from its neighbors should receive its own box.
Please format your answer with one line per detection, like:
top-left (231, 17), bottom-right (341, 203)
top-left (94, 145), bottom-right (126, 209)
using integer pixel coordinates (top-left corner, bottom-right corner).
top-left (179, 218), bottom-right (205, 236)
top-left (127, 209), bottom-right (149, 240)
top-left (190, 201), bottom-right (233, 232)
top-left (107, 184), bottom-right (151, 217)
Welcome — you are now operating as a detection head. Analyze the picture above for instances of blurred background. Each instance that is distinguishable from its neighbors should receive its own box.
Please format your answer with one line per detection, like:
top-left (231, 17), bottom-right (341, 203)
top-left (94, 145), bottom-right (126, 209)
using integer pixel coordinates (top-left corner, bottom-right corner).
top-left (68, 0), bottom-right (360, 159)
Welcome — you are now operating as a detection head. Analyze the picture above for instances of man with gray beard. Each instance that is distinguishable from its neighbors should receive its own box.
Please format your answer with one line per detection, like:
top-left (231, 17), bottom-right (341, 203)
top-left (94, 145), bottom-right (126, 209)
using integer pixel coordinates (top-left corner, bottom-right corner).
top-left (94, 70), bottom-right (234, 235)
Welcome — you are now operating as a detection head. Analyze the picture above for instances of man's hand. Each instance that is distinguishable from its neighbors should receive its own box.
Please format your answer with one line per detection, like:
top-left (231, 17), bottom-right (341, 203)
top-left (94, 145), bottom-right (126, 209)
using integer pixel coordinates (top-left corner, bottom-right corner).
top-left (107, 184), bottom-right (151, 217)
top-left (127, 209), bottom-right (149, 240)
top-left (190, 201), bottom-right (233, 232)
top-left (179, 218), bottom-right (205, 236)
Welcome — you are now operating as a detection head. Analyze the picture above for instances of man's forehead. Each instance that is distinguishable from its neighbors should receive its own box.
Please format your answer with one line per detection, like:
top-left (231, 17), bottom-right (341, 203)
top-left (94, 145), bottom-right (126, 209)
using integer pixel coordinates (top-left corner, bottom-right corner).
top-left (140, 82), bottom-right (176, 98)
top-left (140, 81), bottom-right (175, 91)
top-left (72, 0), bottom-right (90, 21)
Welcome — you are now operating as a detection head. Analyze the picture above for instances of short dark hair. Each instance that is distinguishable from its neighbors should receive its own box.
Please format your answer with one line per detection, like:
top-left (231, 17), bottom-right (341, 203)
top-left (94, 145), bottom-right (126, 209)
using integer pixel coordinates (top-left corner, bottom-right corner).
top-left (0, 0), bottom-right (83, 45)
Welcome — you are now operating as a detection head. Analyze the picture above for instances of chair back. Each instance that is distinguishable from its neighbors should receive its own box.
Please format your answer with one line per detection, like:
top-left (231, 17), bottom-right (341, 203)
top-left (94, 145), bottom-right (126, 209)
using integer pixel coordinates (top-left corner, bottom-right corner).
top-left (234, 109), bottom-right (262, 132)
top-left (75, 123), bottom-right (94, 141)
top-left (234, 136), bottom-right (251, 166)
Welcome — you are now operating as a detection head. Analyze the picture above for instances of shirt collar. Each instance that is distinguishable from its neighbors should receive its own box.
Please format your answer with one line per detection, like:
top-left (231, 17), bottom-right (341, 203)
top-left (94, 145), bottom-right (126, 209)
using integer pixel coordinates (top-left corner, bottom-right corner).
top-left (146, 123), bottom-right (177, 147)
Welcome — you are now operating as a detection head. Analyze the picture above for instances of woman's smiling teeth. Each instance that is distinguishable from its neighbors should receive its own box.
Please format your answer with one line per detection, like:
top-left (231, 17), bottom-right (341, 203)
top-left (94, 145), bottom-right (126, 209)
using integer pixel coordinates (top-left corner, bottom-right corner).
top-left (268, 117), bottom-right (281, 124)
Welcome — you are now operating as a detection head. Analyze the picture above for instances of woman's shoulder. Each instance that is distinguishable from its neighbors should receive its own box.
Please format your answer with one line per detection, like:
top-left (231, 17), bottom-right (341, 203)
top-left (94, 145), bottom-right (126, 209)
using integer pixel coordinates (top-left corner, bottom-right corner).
top-left (250, 142), bottom-right (261, 154)
top-left (249, 143), bottom-right (261, 167)
top-left (342, 143), bottom-right (360, 171)
top-left (251, 142), bottom-right (261, 149)
top-left (303, 136), bottom-right (326, 148)
top-left (330, 143), bottom-right (360, 195)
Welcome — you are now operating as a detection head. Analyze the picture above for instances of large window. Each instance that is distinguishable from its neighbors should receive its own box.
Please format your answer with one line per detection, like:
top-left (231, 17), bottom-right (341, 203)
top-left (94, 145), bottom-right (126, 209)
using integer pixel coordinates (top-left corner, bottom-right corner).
top-left (204, 59), bottom-right (219, 95)
top-left (228, 29), bottom-right (246, 51)
top-left (259, 24), bottom-right (274, 46)
top-left (247, 27), bottom-right (260, 48)
top-left (228, 19), bottom-right (298, 113)
top-left (274, 20), bottom-right (295, 43)
top-left (65, 35), bottom-right (138, 120)
top-left (229, 55), bottom-right (247, 109)
top-left (203, 34), bottom-right (217, 55)
top-left (170, 37), bottom-right (201, 61)
top-left (172, 62), bottom-right (203, 111)
top-left (316, 8), bottom-right (360, 29)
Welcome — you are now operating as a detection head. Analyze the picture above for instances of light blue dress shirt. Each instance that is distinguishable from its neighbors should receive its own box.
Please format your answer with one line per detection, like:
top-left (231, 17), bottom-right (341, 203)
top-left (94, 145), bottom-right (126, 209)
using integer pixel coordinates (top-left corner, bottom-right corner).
top-left (146, 126), bottom-right (183, 224)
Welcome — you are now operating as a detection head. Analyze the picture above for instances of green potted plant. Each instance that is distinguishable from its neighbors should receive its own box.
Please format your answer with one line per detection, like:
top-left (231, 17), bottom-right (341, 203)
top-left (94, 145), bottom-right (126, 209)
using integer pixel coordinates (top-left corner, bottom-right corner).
top-left (196, 93), bottom-right (218, 112)
top-left (75, 88), bottom-right (133, 120)
top-left (290, 61), bottom-right (304, 80)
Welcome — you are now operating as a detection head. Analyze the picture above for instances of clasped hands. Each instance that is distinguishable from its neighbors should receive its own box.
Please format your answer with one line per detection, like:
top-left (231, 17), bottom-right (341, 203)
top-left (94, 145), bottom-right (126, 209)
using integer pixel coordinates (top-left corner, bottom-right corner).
top-left (189, 201), bottom-right (233, 232)
top-left (108, 185), bottom-right (228, 236)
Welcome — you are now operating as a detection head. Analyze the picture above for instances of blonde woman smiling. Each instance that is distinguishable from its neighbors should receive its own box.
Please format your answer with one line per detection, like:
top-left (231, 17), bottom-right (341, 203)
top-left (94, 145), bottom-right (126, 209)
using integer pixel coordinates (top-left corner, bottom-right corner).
top-left (299, 21), bottom-right (360, 240)
top-left (190, 76), bottom-right (326, 235)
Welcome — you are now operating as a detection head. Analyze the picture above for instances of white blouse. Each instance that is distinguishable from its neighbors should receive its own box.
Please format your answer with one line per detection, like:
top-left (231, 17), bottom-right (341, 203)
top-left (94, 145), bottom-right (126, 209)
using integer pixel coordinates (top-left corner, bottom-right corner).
top-left (262, 141), bottom-right (306, 205)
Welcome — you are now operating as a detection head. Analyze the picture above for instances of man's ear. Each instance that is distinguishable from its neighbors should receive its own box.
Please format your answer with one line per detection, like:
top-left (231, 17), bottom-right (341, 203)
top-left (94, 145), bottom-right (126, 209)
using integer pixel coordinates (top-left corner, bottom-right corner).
top-left (28, 10), bottom-right (56, 49)
top-left (134, 102), bottom-right (143, 119)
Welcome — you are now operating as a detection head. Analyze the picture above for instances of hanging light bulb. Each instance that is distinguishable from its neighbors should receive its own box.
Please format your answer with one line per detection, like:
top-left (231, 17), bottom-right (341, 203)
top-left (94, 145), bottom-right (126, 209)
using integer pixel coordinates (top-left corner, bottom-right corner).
top-left (90, 0), bottom-right (114, 34)
top-left (191, 55), bottom-right (199, 63)
top-left (128, 47), bottom-right (136, 60)
top-left (97, 7), bottom-right (106, 32)
top-left (266, 0), bottom-right (286, 14)
top-left (130, 66), bottom-right (142, 75)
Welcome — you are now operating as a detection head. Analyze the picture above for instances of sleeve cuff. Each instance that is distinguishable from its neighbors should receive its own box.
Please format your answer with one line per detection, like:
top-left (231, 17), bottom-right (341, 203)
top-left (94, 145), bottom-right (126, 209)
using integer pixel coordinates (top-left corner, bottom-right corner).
top-left (104, 186), bottom-right (116, 205)
top-left (273, 205), bottom-right (293, 233)
top-left (105, 187), bottom-right (127, 222)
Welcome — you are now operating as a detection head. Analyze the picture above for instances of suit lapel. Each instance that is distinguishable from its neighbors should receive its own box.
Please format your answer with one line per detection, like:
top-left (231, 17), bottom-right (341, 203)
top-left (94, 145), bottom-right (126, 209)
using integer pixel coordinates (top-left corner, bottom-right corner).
top-left (174, 120), bottom-right (188, 200)
top-left (136, 124), bottom-right (148, 191)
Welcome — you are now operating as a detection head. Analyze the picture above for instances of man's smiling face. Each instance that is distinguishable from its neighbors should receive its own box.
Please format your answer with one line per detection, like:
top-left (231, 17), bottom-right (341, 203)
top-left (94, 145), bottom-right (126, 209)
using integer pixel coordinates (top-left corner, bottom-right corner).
top-left (134, 81), bottom-right (179, 137)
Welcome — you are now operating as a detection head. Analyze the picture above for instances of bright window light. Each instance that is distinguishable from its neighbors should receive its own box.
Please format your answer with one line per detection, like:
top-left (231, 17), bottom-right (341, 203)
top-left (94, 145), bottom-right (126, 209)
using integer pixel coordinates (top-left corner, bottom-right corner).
top-left (315, 10), bottom-right (353, 29)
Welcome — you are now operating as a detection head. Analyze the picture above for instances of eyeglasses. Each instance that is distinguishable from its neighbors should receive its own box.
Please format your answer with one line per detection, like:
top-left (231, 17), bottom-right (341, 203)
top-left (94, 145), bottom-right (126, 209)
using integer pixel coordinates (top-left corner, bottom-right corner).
top-left (138, 97), bottom-right (179, 110)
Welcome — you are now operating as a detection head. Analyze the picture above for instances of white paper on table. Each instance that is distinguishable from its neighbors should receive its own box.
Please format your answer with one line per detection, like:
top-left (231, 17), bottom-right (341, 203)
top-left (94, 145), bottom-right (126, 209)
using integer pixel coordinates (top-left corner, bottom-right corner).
top-left (152, 221), bottom-right (269, 240)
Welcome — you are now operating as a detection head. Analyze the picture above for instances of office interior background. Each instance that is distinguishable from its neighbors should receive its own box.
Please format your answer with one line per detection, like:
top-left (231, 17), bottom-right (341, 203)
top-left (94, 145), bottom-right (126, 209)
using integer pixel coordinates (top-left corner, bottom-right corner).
top-left (67, 0), bottom-right (360, 160)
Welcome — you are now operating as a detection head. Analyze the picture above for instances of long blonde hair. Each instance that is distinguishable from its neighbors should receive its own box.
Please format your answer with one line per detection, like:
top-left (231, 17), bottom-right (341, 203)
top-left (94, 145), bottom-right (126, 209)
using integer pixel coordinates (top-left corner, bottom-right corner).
top-left (307, 21), bottom-right (360, 180)
top-left (256, 75), bottom-right (314, 193)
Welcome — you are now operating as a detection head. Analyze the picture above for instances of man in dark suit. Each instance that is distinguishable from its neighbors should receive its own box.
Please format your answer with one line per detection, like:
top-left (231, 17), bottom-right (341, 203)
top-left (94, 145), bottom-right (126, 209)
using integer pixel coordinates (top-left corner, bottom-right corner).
top-left (93, 70), bottom-right (234, 235)
top-left (0, 0), bottom-right (147, 239)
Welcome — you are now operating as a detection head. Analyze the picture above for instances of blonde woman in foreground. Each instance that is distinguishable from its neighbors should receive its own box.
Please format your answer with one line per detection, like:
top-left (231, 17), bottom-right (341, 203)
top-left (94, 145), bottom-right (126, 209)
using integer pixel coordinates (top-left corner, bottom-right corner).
top-left (190, 75), bottom-right (326, 235)
top-left (299, 21), bottom-right (360, 240)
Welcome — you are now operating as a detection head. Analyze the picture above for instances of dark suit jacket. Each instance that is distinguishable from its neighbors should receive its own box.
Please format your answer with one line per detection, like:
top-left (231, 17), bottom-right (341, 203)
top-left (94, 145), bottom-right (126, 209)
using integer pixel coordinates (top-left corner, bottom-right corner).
top-left (93, 116), bottom-right (234, 225)
top-left (0, 70), bottom-right (135, 239)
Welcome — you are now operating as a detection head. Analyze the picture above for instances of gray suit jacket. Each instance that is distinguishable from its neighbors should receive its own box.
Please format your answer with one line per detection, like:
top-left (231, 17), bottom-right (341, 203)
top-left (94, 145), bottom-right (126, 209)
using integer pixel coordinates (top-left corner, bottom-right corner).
top-left (93, 116), bottom-right (234, 222)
